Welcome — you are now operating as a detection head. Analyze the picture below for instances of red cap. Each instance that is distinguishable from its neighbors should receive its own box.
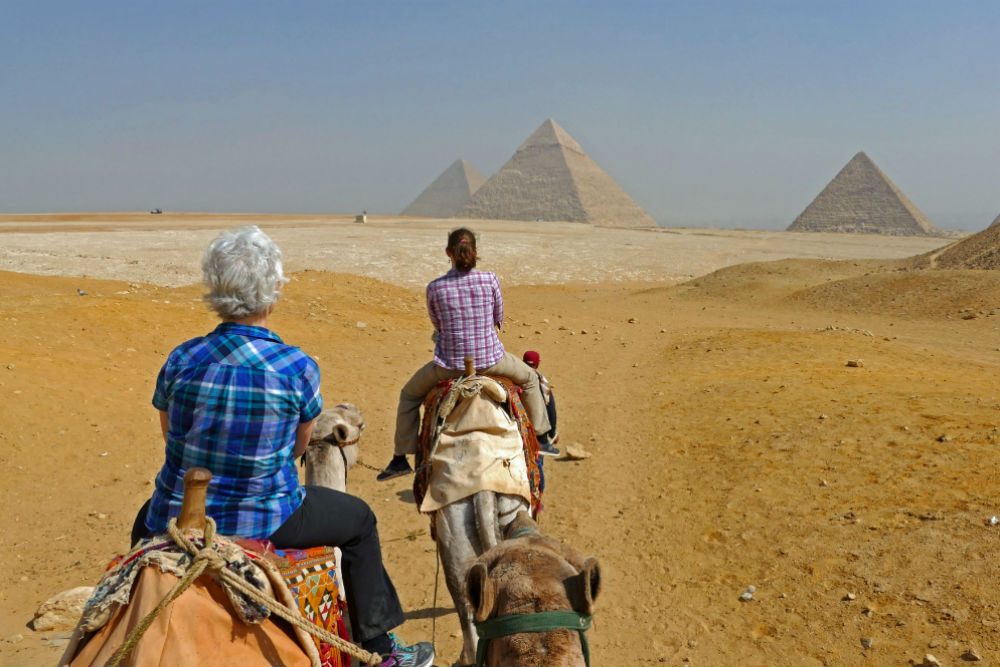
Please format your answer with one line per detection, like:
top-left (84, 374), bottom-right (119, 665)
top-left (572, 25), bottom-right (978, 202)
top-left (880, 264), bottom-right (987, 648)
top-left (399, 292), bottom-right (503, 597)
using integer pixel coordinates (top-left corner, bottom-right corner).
top-left (522, 350), bottom-right (540, 368)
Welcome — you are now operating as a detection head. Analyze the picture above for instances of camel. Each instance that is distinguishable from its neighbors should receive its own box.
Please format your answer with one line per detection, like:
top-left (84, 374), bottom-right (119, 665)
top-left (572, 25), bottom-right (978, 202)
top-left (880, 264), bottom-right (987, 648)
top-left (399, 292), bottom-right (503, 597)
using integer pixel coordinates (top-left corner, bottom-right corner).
top-left (302, 403), bottom-right (364, 492)
top-left (465, 511), bottom-right (601, 667)
top-left (413, 364), bottom-right (541, 666)
top-left (436, 490), bottom-right (529, 666)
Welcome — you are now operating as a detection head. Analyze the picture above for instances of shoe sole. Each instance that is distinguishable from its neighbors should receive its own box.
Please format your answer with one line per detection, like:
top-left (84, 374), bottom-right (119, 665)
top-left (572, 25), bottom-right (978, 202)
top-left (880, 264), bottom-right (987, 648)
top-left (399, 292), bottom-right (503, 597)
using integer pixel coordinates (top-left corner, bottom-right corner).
top-left (376, 469), bottom-right (413, 481)
top-left (538, 450), bottom-right (560, 457)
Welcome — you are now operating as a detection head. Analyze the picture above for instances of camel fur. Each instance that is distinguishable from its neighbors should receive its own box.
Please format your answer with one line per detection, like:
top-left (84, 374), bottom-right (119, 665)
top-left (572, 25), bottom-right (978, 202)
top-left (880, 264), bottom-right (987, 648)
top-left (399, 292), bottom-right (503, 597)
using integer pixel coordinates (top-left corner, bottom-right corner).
top-left (303, 403), bottom-right (364, 492)
top-left (435, 490), bottom-right (529, 666)
top-left (465, 511), bottom-right (601, 667)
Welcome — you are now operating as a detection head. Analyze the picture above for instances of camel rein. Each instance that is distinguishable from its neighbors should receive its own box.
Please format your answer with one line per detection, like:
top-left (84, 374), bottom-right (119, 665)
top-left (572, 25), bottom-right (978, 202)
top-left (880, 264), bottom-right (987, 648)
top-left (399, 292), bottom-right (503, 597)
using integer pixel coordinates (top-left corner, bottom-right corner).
top-left (106, 517), bottom-right (382, 667)
top-left (474, 610), bottom-right (593, 667)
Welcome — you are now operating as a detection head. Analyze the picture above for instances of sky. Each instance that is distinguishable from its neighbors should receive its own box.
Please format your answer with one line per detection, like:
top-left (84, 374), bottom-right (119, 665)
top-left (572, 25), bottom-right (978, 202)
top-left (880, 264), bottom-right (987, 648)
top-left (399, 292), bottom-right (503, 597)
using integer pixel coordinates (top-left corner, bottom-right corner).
top-left (3, 1), bottom-right (1000, 230)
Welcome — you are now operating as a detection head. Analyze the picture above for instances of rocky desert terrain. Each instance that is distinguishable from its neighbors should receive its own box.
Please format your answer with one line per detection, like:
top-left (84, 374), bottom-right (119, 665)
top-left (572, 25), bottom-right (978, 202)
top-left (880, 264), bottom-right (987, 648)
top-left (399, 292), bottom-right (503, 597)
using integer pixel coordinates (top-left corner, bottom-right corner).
top-left (4, 213), bottom-right (999, 667)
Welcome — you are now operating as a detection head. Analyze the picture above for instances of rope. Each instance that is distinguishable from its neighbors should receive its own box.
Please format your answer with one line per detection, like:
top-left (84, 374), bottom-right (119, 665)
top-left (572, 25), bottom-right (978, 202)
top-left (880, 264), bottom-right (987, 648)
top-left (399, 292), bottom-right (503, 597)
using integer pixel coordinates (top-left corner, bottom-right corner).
top-left (106, 518), bottom-right (382, 667)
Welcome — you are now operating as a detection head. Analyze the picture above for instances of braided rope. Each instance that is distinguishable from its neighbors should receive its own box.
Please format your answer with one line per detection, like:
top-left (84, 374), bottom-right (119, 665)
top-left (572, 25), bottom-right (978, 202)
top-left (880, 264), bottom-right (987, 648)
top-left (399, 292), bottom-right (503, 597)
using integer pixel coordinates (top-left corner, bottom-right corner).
top-left (106, 518), bottom-right (381, 667)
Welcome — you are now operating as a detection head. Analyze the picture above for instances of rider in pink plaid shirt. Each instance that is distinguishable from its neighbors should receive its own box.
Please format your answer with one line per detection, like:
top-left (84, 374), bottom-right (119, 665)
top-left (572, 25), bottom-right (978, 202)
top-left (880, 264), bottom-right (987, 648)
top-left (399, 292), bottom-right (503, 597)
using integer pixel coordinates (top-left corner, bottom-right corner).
top-left (379, 228), bottom-right (552, 480)
top-left (427, 268), bottom-right (505, 370)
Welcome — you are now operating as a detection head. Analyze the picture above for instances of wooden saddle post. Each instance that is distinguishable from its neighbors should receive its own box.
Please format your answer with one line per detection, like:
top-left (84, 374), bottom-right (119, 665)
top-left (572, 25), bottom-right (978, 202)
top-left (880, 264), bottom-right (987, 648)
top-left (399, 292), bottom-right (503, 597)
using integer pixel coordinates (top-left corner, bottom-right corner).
top-left (464, 356), bottom-right (475, 377)
top-left (177, 467), bottom-right (213, 531)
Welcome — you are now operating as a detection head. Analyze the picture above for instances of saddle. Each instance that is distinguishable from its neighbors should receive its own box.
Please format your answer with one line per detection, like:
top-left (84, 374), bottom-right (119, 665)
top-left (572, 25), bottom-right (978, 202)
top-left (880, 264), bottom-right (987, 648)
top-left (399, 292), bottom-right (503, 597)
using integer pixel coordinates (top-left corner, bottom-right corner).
top-left (62, 535), bottom-right (351, 667)
top-left (413, 374), bottom-right (544, 519)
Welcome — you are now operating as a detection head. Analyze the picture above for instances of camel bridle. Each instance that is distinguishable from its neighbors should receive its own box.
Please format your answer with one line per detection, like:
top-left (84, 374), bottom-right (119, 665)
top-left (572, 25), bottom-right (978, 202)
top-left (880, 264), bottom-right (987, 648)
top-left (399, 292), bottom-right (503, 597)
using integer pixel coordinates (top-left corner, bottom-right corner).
top-left (473, 610), bottom-right (592, 667)
top-left (472, 525), bottom-right (593, 667)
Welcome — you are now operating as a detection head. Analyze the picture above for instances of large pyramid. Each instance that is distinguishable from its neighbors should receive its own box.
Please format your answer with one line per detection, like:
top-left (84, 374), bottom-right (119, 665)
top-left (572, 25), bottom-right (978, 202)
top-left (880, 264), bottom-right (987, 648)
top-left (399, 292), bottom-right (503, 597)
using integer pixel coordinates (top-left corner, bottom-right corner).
top-left (456, 119), bottom-right (656, 228)
top-left (402, 159), bottom-right (485, 217)
top-left (788, 152), bottom-right (936, 236)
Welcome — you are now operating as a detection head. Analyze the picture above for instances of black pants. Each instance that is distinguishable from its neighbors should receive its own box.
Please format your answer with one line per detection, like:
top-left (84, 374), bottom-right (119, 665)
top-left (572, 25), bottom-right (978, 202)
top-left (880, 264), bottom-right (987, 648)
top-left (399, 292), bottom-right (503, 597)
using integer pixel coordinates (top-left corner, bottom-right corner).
top-left (131, 486), bottom-right (405, 644)
top-left (546, 393), bottom-right (558, 435)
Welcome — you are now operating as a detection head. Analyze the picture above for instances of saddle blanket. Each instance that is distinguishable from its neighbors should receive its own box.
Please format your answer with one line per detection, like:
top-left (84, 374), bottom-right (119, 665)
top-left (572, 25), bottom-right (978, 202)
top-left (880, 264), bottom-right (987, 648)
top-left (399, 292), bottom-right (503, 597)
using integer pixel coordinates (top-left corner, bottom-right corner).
top-left (415, 375), bottom-right (543, 515)
top-left (67, 534), bottom-right (350, 667)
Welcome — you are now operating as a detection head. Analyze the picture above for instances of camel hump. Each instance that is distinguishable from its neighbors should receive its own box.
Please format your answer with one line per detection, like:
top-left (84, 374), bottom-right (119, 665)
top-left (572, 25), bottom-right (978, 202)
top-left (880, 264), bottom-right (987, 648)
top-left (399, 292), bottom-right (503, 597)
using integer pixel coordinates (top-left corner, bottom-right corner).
top-left (177, 467), bottom-right (213, 531)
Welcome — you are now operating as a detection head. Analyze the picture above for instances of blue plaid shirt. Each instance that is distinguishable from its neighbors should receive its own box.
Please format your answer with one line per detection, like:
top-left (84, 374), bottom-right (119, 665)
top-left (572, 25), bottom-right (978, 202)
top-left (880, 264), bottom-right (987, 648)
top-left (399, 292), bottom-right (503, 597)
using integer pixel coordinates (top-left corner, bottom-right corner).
top-left (146, 323), bottom-right (323, 538)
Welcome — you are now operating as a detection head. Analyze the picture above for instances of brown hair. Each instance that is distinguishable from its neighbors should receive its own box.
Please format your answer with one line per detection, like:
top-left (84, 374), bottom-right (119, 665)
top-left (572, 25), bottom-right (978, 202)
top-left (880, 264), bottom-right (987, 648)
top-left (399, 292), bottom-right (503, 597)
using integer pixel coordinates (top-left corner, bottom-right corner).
top-left (447, 227), bottom-right (477, 271)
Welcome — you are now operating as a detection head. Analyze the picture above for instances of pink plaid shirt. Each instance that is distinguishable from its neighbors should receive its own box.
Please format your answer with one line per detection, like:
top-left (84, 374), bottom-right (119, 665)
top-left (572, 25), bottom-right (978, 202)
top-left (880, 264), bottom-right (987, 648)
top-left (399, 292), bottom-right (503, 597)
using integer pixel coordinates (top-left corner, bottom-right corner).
top-left (427, 269), bottom-right (505, 370)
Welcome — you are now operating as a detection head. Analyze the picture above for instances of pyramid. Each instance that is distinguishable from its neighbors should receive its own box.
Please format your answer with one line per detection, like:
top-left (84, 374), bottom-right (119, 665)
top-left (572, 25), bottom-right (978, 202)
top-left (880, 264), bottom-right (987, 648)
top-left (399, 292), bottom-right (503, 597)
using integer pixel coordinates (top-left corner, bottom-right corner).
top-left (788, 152), bottom-right (936, 236)
top-left (401, 159), bottom-right (485, 217)
top-left (456, 119), bottom-right (656, 228)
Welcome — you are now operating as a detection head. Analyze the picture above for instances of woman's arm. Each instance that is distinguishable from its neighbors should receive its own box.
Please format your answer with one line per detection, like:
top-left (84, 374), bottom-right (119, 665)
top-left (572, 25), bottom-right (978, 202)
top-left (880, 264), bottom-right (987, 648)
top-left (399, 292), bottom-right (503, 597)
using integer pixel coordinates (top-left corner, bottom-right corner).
top-left (294, 418), bottom-right (317, 458)
top-left (427, 284), bottom-right (442, 333)
top-left (492, 274), bottom-right (504, 329)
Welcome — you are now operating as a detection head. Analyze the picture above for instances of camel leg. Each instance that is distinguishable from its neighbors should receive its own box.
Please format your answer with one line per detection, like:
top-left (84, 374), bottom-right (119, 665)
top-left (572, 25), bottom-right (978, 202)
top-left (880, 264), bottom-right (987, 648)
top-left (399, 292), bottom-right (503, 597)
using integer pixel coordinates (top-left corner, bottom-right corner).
top-left (435, 497), bottom-right (482, 667)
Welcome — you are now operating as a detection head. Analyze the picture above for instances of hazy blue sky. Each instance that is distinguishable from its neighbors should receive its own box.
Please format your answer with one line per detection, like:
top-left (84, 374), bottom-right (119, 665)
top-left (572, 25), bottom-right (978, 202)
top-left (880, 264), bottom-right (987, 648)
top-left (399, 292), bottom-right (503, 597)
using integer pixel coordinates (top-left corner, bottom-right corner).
top-left (3, 1), bottom-right (999, 229)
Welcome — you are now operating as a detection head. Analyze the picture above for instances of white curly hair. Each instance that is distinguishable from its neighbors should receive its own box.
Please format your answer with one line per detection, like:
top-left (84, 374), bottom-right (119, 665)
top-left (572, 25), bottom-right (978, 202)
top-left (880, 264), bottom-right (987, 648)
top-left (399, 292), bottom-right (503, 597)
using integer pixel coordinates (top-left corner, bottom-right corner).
top-left (201, 225), bottom-right (288, 320)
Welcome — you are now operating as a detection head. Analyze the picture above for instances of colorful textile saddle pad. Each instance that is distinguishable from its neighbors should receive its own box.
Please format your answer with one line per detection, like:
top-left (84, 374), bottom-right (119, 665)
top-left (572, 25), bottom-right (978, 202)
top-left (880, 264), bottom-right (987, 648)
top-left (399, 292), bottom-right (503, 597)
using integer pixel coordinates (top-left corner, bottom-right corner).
top-left (240, 541), bottom-right (351, 667)
top-left (414, 375), bottom-right (543, 519)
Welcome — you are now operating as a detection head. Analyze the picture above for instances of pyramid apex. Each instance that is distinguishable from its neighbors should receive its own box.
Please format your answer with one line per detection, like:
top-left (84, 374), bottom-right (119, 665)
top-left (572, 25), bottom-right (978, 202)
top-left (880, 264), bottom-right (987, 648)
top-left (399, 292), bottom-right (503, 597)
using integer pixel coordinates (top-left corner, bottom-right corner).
top-left (517, 118), bottom-right (584, 154)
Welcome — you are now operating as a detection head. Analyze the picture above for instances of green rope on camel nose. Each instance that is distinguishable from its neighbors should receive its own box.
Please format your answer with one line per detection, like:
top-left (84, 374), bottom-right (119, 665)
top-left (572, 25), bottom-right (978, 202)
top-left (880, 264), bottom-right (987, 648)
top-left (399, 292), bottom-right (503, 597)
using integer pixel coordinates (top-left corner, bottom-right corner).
top-left (474, 610), bottom-right (592, 667)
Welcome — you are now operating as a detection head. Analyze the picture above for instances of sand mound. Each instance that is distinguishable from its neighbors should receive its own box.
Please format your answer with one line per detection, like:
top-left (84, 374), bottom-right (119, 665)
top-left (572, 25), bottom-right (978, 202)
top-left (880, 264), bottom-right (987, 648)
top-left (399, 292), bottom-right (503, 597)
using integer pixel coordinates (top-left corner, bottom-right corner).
top-left (678, 258), bottom-right (891, 302)
top-left (786, 269), bottom-right (1000, 319)
top-left (678, 256), bottom-right (1000, 321)
top-left (922, 222), bottom-right (1000, 270)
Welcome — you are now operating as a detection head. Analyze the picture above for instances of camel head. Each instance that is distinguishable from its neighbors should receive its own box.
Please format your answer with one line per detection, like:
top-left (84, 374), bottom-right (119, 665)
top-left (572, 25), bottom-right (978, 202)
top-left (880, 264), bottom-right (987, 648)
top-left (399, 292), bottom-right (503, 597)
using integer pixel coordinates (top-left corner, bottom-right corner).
top-left (303, 403), bottom-right (364, 492)
top-left (465, 512), bottom-right (601, 667)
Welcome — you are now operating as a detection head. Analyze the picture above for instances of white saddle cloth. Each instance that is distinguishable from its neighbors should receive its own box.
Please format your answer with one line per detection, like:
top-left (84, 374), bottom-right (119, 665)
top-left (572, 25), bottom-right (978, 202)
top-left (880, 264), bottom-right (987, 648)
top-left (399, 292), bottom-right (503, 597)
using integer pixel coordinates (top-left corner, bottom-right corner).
top-left (419, 377), bottom-right (532, 513)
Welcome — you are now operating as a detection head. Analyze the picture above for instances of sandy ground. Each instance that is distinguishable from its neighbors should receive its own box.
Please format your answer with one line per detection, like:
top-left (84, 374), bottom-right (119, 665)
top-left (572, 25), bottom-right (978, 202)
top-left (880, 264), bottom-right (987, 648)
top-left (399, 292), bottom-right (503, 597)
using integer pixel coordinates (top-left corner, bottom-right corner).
top-left (5, 214), bottom-right (1000, 666)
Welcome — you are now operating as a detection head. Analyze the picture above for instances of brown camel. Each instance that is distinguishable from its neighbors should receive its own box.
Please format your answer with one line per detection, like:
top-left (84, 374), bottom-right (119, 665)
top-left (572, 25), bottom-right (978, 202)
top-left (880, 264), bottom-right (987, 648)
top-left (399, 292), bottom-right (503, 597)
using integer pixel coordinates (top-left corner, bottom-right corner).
top-left (466, 511), bottom-right (601, 667)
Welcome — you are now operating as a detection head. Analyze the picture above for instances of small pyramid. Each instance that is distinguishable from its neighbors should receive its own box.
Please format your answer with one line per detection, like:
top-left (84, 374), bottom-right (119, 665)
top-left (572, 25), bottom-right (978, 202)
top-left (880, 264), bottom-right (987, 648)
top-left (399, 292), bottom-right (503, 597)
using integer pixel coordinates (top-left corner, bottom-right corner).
top-left (402, 159), bottom-right (485, 217)
top-left (990, 212), bottom-right (1000, 228)
top-left (456, 119), bottom-right (656, 228)
top-left (788, 152), bottom-right (936, 236)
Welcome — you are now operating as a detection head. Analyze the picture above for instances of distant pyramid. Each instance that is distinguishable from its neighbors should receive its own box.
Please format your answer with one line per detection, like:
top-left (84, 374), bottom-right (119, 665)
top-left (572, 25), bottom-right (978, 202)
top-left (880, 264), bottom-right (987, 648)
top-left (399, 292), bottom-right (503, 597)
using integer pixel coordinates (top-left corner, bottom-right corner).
top-left (402, 159), bottom-right (485, 217)
top-left (457, 119), bottom-right (656, 228)
top-left (990, 212), bottom-right (1000, 228)
top-left (788, 152), bottom-right (936, 236)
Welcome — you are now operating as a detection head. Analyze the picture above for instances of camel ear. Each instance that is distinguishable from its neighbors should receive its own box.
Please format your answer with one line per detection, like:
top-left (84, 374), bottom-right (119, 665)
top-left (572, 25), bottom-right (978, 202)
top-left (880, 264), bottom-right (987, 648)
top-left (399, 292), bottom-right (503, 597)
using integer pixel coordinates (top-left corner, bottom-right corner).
top-left (569, 558), bottom-right (601, 615)
top-left (466, 562), bottom-right (496, 623)
top-left (333, 423), bottom-right (351, 443)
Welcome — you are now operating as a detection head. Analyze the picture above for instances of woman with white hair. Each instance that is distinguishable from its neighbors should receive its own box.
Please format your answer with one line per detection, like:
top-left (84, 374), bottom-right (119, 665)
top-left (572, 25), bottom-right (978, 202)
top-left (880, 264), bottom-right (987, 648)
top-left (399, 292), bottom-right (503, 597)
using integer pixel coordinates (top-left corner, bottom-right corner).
top-left (130, 226), bottom-right (433, 667)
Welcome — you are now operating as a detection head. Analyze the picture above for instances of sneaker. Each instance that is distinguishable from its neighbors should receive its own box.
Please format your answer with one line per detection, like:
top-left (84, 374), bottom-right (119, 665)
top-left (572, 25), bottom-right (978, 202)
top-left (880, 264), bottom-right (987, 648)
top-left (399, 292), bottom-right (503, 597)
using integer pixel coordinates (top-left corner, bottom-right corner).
top-left (538, 435), bottom-right (560, 457)
top-left (378, 633), bottom-right (434, 667)
top-left (376, 455), bottom-right (413, 481)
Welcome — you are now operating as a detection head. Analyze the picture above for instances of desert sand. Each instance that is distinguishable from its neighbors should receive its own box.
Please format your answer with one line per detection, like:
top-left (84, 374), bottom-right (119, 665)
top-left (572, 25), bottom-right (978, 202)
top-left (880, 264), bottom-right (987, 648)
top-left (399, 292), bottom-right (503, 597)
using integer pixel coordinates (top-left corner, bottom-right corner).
top-left (3, 213), bottom-right (999, 667)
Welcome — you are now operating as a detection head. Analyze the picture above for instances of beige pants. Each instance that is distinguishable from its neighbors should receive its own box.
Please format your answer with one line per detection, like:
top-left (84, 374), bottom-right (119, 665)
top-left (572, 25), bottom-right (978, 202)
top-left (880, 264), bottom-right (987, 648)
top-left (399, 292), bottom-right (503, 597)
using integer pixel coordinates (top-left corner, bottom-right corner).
top-left (393, 352), bottom-right (552, 456)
